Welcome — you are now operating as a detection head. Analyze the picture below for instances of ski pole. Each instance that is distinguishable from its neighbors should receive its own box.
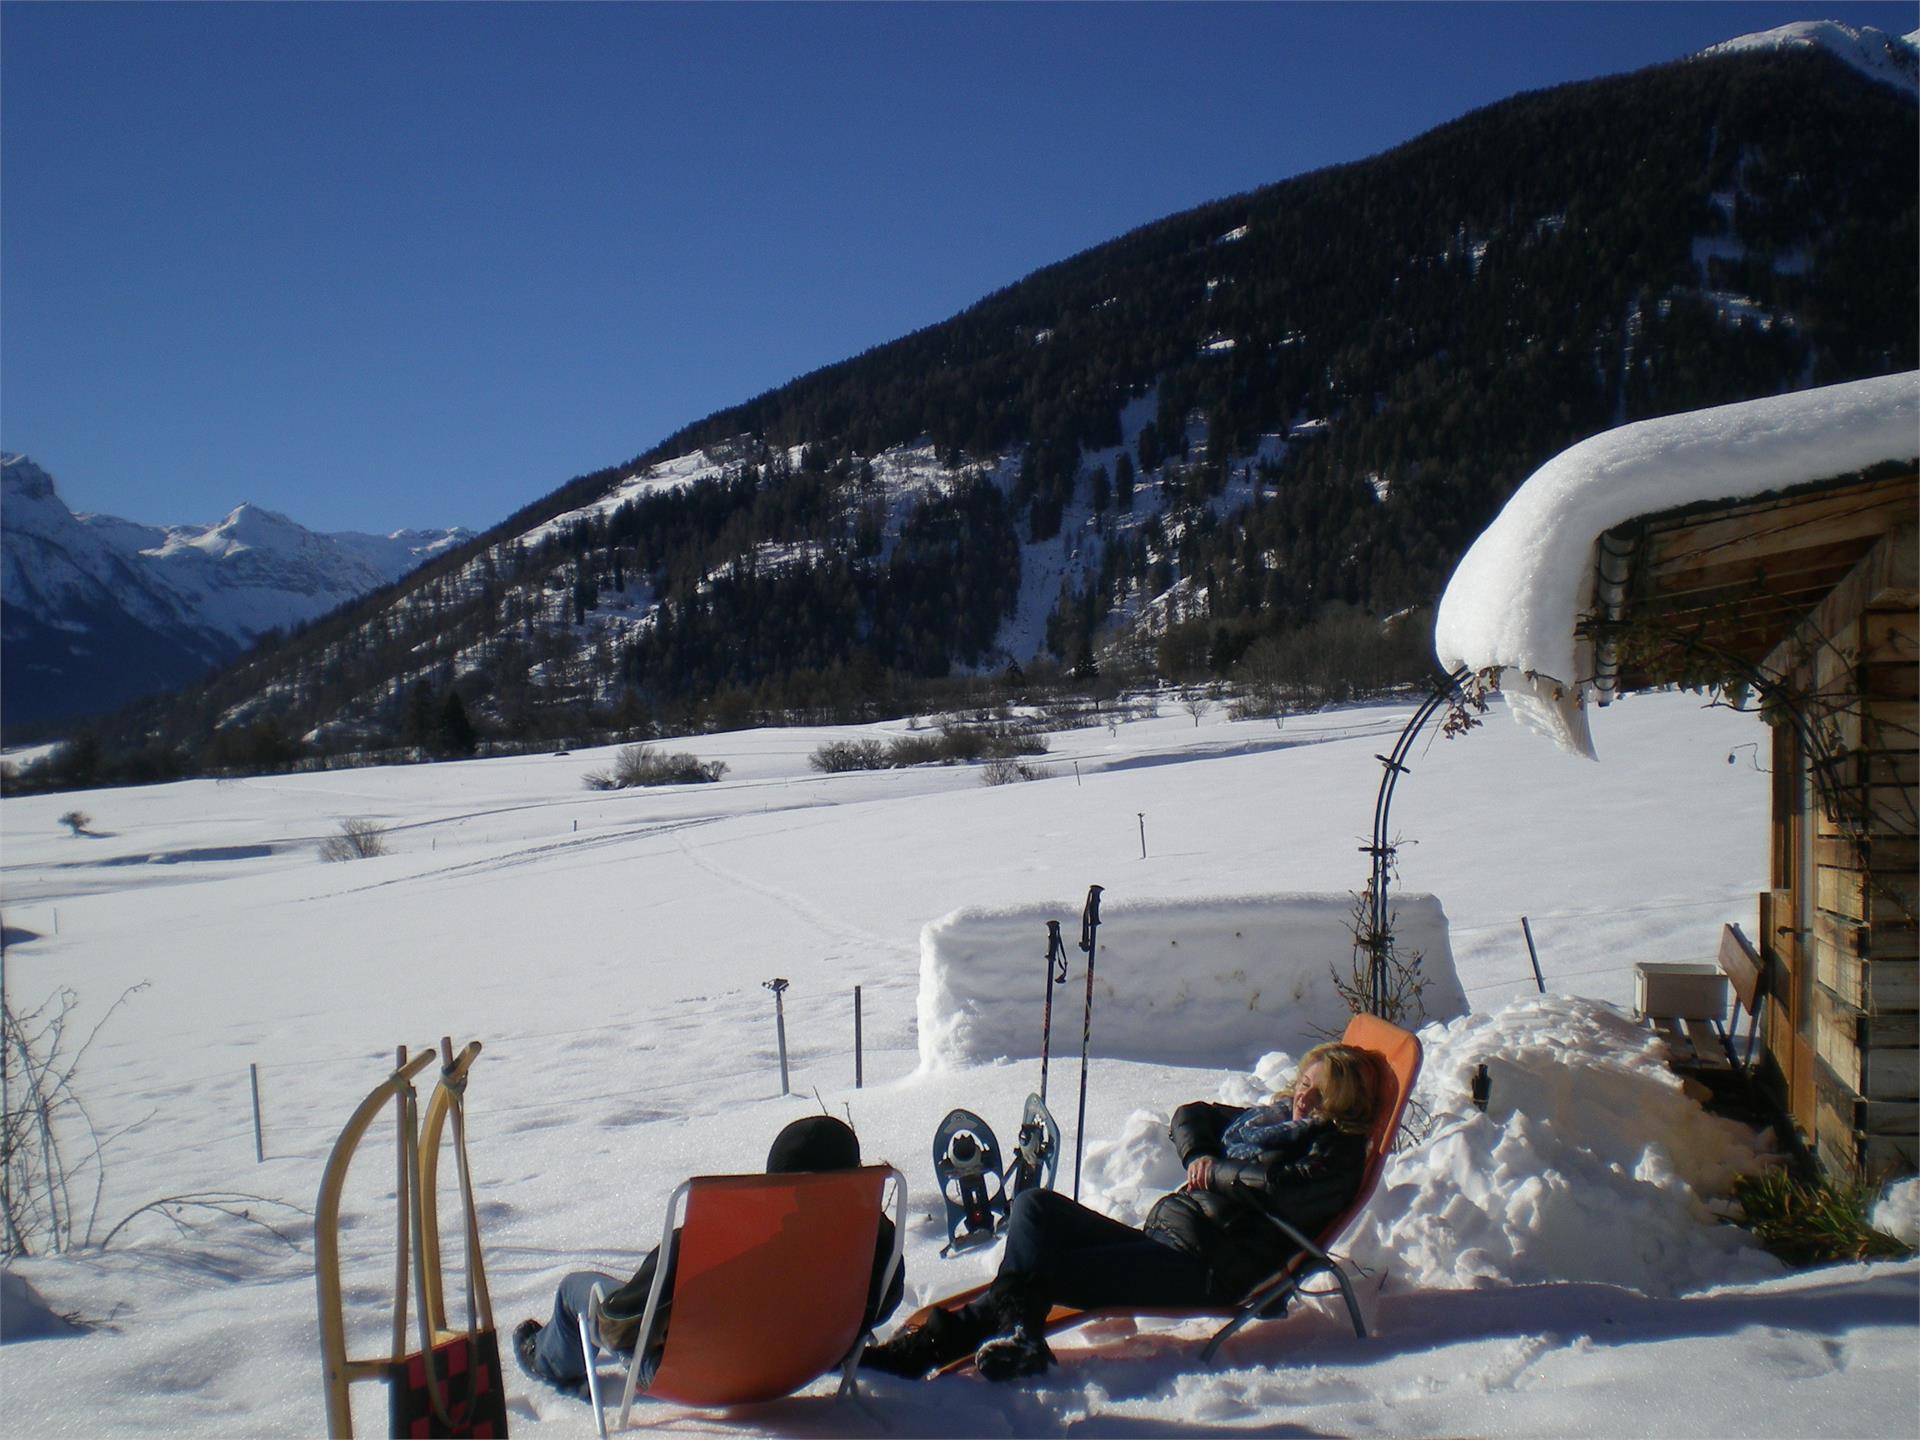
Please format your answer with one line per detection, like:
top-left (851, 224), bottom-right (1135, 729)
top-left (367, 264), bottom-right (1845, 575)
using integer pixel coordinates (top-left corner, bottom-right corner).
top-left (1039, 920), bottom-right (1069, 1106)
top-left (1071, 884), bottom-right (1104, 1202)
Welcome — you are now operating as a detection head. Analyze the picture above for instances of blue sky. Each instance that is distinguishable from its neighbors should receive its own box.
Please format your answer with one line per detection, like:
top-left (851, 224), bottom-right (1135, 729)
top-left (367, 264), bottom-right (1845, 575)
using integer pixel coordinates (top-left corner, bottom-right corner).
top-left (4, 1), bottom-right (1915, 535)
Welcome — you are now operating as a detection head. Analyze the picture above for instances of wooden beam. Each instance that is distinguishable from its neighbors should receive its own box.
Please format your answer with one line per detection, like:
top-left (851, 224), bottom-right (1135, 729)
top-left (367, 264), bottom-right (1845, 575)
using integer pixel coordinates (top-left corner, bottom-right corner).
top-left (1763, 524), bottom-right (1919, 680)
top-left (1639, 471), bottom-right (1914, 543)
top-left (1644, 537), bottom-right (1894, 604)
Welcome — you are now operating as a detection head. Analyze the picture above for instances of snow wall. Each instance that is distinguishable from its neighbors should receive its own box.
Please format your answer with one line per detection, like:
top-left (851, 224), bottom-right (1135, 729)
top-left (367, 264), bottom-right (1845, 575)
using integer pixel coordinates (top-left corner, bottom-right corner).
top-left (916, 892), bottom-right (1466, 1071)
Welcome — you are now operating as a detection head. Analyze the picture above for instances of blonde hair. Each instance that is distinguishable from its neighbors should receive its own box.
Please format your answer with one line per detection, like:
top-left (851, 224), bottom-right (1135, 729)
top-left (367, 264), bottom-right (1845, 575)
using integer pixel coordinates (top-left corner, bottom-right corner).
top-left (1289, 1042), bottom-right (1377, 1135)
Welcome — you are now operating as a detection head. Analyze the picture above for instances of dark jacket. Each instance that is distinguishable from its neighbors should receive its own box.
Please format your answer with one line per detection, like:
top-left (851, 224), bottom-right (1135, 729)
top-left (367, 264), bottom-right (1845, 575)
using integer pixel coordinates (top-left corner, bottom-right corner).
top-left (1142, 1100), bottom-right (1369, 1302)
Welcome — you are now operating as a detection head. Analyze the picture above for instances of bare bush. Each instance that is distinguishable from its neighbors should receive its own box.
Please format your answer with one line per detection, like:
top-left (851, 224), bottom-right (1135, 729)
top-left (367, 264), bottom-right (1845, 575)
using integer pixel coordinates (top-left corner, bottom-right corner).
top-left (883, 733), bottom-right (947, 766)
top-left (583, 744), bottom-right (726, 790)
top-left (57, 811), bottom-right (91, 837)
top-left (981, 756), bottom-right (1048, 786)
top-left (1336, 869), bottom-right (1429, 1026)
top-left (810, 722), bottom-right (1050, 774)
top-left (3, 983), bottom-right (145, 1255)
top-left (318, 818), bottom-right (389, 862)
top-left (898, 720), bottom-right (1048, 766)
top-left (808, 738), bottom-right (892, 773)
top-left (2, 980), bottom-right (305, 1263)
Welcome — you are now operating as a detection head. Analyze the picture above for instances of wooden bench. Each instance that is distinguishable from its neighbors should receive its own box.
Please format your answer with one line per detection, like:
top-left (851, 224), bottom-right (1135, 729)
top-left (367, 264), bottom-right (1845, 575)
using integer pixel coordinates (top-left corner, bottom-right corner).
top-left (1636, 924), bottom-right (1766, 1078)
top-left (1716, 921), bottom-right (1767, 1079)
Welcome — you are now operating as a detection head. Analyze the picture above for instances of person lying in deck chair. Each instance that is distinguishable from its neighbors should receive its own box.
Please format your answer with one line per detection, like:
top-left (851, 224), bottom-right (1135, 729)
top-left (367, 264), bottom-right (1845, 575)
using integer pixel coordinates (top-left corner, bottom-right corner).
top-left (514, 1115), bottom-right (905, 1392)
top-left (864, 1041), bottom-right (1377, 1382)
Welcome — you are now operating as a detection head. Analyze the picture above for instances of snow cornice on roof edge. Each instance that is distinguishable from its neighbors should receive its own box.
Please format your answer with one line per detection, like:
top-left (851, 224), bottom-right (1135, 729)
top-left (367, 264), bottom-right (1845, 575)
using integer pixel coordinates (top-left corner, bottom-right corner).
top-left (1433, 370), bottom-right (1920, 759)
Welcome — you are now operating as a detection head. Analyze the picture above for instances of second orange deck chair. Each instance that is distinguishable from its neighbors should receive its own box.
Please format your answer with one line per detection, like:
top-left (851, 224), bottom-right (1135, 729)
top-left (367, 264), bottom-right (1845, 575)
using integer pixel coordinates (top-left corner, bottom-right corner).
top-left (576, 1164), bottom-right (906, 1434)
top-left (898, 1012), bottom-right (1422, 1370)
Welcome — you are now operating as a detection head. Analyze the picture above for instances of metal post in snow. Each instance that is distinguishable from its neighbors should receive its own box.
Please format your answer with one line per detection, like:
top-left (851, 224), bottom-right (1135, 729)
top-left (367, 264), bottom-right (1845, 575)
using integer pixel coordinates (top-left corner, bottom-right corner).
top-left (1520, 916), bottom-right (1546, 994)
top-left (1137, 813), bottom-right (1147, 860)
top-left (1, 927), bottom-right (15, 1255)
top-left (764, 978), bottom-right (791, 1095)
top-left (854, 985), bottom-right (863, 1089)
top-left (250, 1063), bottom-right (265, 1163)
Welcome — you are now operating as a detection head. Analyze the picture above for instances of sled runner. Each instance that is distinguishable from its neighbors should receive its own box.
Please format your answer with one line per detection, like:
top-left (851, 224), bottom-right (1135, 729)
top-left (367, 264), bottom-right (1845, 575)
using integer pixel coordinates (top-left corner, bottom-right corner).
top-left (575, 1165), bottom-right (906, 1433)
top-left (900, 1013), bottom-right (1423, 1372)
top-left (933, 1108), bottom-right (1008, 1255)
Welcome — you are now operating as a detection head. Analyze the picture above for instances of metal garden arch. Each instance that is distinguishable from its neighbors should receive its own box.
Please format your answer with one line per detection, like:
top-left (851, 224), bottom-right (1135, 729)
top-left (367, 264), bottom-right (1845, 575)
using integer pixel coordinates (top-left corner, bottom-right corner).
top-left (1360, 667), bottom-right (1472, 1017)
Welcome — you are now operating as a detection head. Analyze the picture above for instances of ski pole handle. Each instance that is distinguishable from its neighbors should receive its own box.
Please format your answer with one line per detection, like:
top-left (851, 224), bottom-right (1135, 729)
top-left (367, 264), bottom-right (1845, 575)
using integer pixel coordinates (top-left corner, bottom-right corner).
top-left (1040, 921), bottom-right (1068, 1105)
top-left (1080, 885), bottom-right (1103, 950)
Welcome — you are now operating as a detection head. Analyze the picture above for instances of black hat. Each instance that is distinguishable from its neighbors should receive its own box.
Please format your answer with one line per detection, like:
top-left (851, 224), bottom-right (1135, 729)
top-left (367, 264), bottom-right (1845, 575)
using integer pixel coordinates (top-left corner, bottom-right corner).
top-left (766, 1115), bottom-right (862, 1174)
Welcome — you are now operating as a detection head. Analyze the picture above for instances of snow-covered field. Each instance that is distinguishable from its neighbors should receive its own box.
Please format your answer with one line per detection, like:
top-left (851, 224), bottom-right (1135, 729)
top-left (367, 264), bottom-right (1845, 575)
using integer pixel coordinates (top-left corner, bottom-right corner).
top-left (1, 690), bottom-right (1914, 1437)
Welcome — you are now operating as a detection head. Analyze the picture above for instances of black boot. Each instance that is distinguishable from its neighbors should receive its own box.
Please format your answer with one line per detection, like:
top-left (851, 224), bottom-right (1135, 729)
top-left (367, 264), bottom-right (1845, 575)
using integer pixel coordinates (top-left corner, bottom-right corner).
top-left (511, 1318), bottom-right (543, 1380)
top-left (862, 1304), bottom-right (990, 1379)
top-left (973, 1274), bottom-right (1054, 1381)
top-left (974, 1324), bottom-right (1054, 1381)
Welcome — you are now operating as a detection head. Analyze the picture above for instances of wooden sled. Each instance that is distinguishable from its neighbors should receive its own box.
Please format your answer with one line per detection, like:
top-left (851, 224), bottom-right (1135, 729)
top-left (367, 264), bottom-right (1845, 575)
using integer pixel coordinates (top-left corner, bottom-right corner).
top-left (316, 1037), bottom-right (502, 1437)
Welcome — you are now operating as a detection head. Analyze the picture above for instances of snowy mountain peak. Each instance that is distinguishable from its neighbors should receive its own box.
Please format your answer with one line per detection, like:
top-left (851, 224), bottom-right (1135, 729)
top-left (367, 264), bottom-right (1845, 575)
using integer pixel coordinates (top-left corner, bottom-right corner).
top-left (180, 502), bottom-right (315, 560)
top-left (1, 454), bottom-right (470, 730)
top-left (1699, 20), bottom-right (1920, 95)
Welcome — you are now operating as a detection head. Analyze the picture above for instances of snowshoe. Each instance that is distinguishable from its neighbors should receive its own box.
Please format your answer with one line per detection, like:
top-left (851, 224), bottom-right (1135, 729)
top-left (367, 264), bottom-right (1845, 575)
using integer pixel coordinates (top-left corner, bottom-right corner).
top-left (1006, 1093), bottom-right (1060, 1198)
top-left (933, 1108), bottom-right (1008, 1255)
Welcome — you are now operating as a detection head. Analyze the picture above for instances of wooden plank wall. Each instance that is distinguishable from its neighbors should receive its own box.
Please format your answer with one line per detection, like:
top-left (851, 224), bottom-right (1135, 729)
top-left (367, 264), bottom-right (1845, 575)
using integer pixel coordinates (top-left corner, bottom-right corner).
top-left (1764, 523), bottom-right (1918, 1180)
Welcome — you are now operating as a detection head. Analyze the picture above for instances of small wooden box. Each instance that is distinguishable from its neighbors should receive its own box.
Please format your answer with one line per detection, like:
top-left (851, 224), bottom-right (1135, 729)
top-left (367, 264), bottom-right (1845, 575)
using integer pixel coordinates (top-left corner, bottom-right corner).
top-left (1634, 962), bottom-right (1727, 1020)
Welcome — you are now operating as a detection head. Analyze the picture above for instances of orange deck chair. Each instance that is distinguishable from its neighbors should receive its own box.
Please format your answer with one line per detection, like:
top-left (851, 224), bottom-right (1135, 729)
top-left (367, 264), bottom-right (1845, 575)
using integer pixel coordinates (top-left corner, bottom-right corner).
top-left (900, 1013), bottom-right (1422, 1369)
top-left (576, 1164), bottom-right (906, 1434)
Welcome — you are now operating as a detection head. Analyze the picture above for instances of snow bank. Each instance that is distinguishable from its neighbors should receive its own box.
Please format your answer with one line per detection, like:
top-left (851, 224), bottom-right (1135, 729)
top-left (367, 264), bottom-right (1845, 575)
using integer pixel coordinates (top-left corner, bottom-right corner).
top-left (1873, 1177), bottom-right (1920, 1247)
top-left (917, 893), bottom-right (1465, 1070)
top-left (1349, 996), bottom-right (1785, 1296)
top-left (1082, 994), bottom-right (1785, 1299)
top-left (1434, 371), bottom-right (1920, 756)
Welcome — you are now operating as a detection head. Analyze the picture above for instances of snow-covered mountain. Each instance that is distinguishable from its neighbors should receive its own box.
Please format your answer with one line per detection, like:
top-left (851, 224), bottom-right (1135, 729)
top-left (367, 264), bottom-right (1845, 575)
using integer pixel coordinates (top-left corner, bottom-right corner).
top-left (1, 454), bottom-right (470, 731)
top-left (1699, 20), bottom-right (1920, 94)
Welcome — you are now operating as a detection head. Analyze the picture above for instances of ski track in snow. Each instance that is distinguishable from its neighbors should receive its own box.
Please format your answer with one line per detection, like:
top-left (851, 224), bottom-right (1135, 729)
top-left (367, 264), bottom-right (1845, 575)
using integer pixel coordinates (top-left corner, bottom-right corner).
top-left (669, 815), bottom-right (901, 957)
top-left (305, 814), bottom-right (732, 892)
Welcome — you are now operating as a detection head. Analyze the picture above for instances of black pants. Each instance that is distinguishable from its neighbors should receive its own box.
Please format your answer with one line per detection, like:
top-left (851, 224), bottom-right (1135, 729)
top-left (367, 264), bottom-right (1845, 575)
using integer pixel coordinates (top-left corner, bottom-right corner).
top-left (974, 1188), bottom-right (1213, 1323)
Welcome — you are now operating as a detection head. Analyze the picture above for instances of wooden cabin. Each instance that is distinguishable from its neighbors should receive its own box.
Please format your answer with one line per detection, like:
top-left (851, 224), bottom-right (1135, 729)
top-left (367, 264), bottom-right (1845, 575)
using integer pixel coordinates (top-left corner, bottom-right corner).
top-left (1593, 464), bottom-right (1916, 1179)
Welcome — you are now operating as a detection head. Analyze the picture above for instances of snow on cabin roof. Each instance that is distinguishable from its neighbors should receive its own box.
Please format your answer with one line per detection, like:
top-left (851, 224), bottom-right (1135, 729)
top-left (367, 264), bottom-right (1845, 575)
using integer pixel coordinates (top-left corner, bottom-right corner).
top-left (1434, 370), bottom-right (1920, 758)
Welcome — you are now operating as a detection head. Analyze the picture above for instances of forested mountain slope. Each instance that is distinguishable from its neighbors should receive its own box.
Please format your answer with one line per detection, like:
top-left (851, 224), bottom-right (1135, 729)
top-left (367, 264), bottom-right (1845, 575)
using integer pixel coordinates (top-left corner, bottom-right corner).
top-left (46, 40), bottom-right (1919, 779)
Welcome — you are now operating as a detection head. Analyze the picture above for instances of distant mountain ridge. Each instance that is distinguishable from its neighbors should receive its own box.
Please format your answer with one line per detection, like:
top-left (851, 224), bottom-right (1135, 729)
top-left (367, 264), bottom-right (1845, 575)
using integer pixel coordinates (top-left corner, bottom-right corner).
top-left (1, 454), bottom-right (470, 731)
top-left (25, 24), bottom-right (1920, 773)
